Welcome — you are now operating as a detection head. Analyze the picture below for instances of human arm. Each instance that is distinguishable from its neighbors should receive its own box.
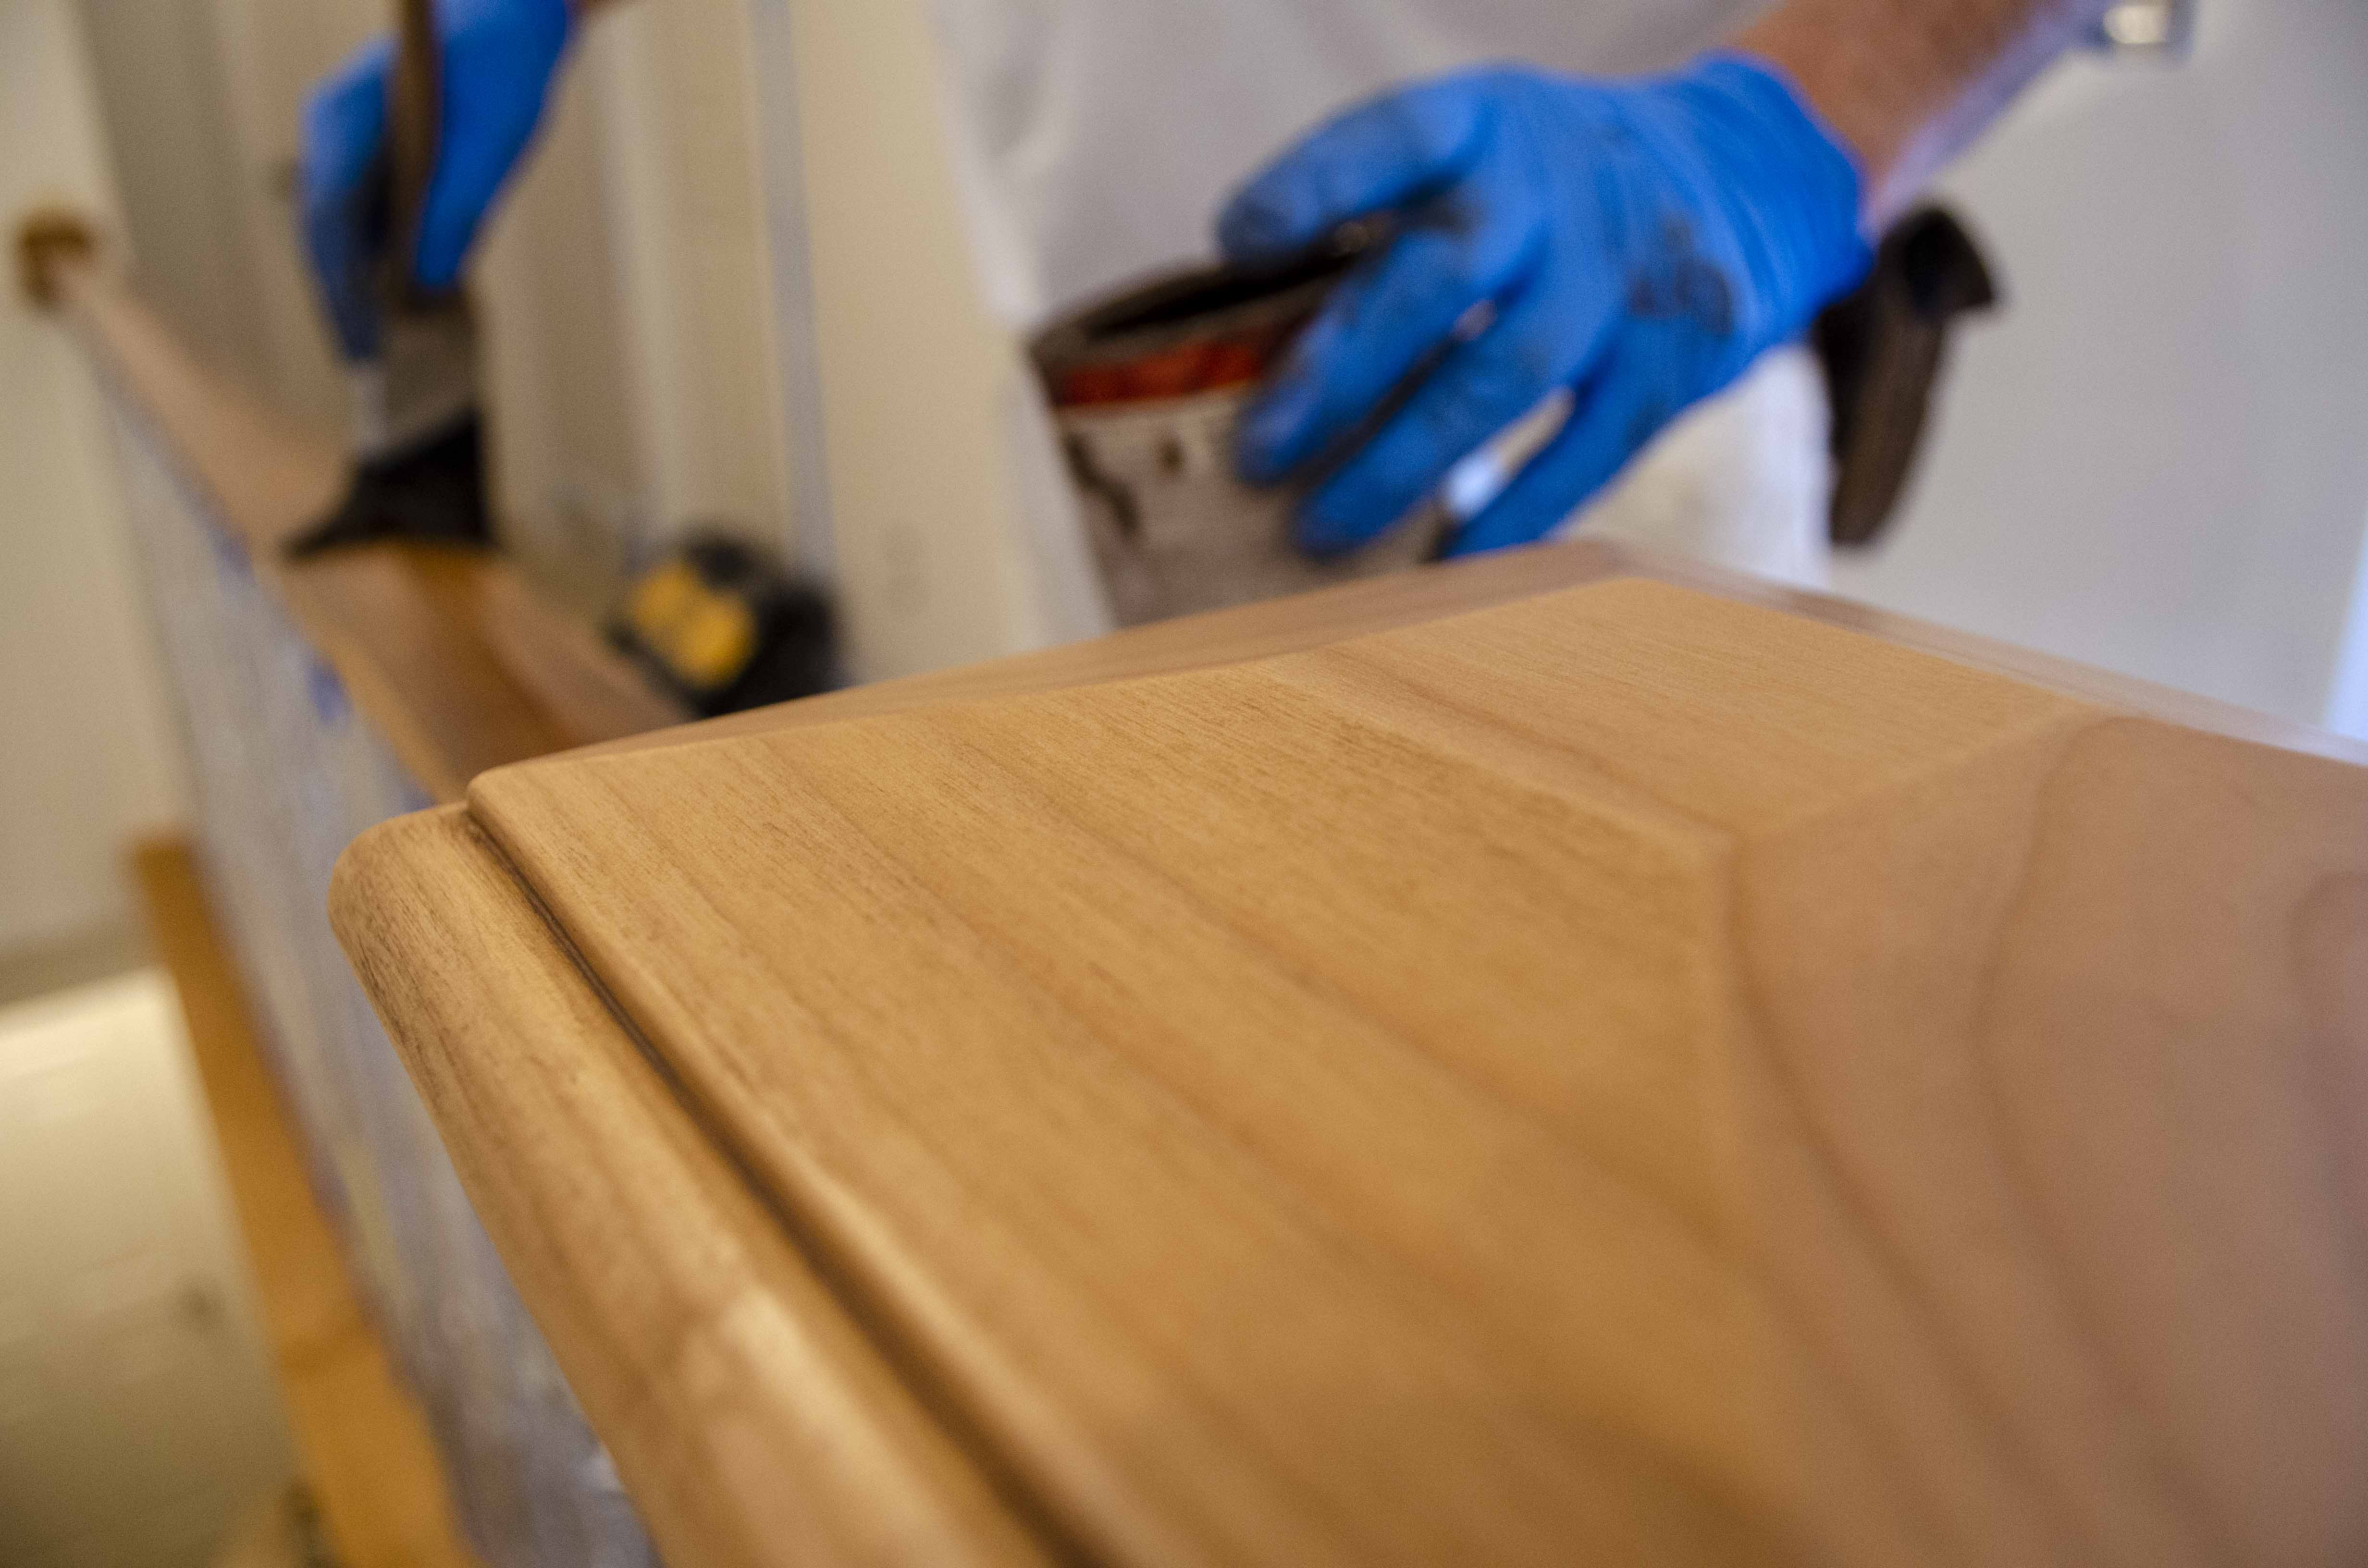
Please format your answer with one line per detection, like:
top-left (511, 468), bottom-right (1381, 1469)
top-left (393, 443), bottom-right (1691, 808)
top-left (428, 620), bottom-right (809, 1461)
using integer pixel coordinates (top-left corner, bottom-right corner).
top-left (1735, 0), bottom-right (2116, 226)
top-left (299, 0), bottom-right (618, 358)
top-left (1222, 0), bottom-right (2116, 557)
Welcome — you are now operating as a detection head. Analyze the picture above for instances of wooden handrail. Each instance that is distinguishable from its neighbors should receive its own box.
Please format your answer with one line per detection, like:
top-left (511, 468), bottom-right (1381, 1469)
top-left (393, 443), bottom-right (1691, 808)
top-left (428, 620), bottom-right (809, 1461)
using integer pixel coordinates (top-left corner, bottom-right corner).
top-left (25, 227), bottom-right (685, 802)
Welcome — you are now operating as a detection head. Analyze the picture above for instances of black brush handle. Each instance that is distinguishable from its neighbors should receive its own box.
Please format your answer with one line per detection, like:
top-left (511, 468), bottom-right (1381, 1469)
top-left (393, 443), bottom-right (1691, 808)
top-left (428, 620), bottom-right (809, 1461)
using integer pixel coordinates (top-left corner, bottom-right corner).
top-left (386, 0), bottom-right (441, 305)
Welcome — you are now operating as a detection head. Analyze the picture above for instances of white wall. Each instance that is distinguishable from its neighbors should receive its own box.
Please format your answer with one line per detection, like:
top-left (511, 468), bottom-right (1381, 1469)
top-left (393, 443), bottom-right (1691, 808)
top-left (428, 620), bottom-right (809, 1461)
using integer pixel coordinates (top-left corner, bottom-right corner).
top-left (71, 0), bottom-right (280, 402)
top-left (471, 31), bottom-right (653, 602)
top-left (476, 0), bottom-right (798, 603)
top-left (745, 0), bottom-right (1087, 681)
top-left (585, 0), bottom-right (793, 563)
top-left (1831, 0), bottom-right (2368, 732)
top-left (0, 0), bottom-right (191, 956)
top-left (197, 0), bottom-right (382, 433)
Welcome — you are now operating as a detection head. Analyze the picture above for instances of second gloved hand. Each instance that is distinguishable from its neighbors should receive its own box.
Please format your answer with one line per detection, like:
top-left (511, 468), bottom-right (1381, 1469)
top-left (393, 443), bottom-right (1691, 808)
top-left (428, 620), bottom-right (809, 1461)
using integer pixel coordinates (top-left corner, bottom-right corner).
top-left (1220, 55), bottom-right (1872, 558)
top-left (300, 0), bottom-right (573, 360)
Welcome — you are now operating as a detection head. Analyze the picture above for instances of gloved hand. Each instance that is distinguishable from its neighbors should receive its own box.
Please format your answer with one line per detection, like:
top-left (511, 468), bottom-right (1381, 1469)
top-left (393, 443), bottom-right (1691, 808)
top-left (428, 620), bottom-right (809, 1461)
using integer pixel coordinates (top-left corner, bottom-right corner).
top-left (299, 0), bottom-right (573, 360)
top-left (1219, 55), bottom-right (1871, 558)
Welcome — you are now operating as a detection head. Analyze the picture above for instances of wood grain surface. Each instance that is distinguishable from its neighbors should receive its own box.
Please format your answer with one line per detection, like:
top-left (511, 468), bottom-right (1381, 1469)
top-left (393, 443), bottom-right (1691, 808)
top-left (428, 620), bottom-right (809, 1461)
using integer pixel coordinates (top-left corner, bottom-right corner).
top-left (576, 536), bottom-right (2368, 772)
top-left (44, 253), bottom-right (681, 798)
top-left (330, 807), bottom-right (1053, 1568)
top-left (438, 572), bottom-right (2368, 1566)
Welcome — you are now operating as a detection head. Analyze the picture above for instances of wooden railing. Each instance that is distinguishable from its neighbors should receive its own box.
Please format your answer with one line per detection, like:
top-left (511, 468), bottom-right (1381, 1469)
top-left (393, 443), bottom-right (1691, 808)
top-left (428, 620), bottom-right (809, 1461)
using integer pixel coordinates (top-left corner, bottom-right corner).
top-left (44, 208), bottom-right (2368, 1568)
top-left (28, 228), bottom-right (680, 800)
top-left (25, 217), bottom-right (684, 1568)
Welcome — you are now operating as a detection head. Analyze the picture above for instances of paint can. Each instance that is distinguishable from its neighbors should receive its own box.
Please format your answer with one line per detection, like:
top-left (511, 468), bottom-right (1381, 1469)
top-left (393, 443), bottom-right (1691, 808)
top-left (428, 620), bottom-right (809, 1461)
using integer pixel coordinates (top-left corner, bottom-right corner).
top-left (1032, 235), bottom-right (1445, 627)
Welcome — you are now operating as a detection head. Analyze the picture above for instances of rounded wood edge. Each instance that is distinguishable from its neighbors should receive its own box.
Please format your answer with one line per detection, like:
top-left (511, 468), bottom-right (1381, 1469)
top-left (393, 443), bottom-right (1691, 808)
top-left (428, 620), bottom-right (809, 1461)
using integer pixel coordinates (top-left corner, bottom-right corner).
top-left (330, 806), bottom-right (1054, 1567)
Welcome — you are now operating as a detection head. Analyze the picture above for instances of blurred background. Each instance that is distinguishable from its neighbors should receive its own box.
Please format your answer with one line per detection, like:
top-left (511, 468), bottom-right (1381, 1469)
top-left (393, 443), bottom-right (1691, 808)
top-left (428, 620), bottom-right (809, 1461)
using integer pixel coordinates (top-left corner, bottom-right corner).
top-left (2, 0), bottom-right (2364, 1563)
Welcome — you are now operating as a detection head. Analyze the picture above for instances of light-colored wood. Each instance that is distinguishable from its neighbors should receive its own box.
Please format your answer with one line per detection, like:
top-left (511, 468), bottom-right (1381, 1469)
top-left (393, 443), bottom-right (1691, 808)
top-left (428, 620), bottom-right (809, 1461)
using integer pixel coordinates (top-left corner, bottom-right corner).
top-left (329, 806), bottom-right (1055, 1568)
top-left (45, 251), bottom-right (682, 800)
top-left (420, 570), bottom-right (2368, 1566)
top-left (582, 535), bottom-right (2368, 771)
top-left (131, 839), bottom-right (481, 1568)
top-left (449, 560), bottom-right (687, 750)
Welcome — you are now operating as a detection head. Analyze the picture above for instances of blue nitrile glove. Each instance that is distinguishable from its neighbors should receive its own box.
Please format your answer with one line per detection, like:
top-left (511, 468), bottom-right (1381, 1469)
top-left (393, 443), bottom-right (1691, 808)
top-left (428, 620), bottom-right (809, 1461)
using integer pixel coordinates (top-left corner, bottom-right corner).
top-left (299, 0), bottom-right (573, 360)
top-left (1220, 55), bottom-right (1870, 558)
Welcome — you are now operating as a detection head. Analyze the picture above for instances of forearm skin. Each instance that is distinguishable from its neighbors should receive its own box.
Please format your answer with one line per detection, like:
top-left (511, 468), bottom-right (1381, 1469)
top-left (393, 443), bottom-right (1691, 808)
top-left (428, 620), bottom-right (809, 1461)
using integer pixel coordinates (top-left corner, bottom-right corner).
top-left (1734, 0), bottom-right (2116, 225)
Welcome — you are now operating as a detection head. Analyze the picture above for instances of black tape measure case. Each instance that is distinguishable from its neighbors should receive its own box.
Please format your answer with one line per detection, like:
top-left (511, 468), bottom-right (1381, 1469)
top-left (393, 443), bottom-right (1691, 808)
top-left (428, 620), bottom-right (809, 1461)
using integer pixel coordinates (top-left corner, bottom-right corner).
top-left (611, 532), bottom-right (839, 718)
